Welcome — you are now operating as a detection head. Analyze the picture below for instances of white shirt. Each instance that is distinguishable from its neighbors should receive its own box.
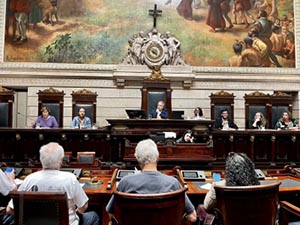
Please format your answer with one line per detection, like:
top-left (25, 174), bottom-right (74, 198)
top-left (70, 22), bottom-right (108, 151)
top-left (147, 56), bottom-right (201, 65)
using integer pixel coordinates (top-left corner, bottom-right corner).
top-left (0, 170), bottom-right (15, 195)
top-left (8, 170), bottom-right (88, 225)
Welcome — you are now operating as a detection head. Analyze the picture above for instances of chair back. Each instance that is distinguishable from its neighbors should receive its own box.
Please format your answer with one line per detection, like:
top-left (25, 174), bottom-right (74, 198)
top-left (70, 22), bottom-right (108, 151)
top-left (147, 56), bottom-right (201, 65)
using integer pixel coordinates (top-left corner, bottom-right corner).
top-left (113, 187), bottom-right (187, 225)
top-left (214, 181), bottom-right (281, 225)
top-left (9, 191), bottom-right (69, 225)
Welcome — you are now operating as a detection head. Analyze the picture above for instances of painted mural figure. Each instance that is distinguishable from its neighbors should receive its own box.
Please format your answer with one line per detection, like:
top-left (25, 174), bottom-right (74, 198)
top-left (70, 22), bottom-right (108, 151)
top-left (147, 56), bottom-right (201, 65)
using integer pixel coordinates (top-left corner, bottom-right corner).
top-left (10, 0), bottom-right (31, 45)
top-left (177, 0), bottom-right (193, 20)
top-left (255, 10), bottom-right (281, 67)
top-left (221, 0), bottom-right (233, 29)
top-left (248, 28), bottom-right (270, 67)
top-left (242, 37), bottom-right (262, 66)
top-left (28, 0), bottom-right (42, 28)
top-left (232, 0), bottom-right (253, 28)
top-left (206, 0), bottom-right (226, 32)
top-left (5, 0), bottom-right (16, 40)
top-left (228, 41), bottom-right (246, 66)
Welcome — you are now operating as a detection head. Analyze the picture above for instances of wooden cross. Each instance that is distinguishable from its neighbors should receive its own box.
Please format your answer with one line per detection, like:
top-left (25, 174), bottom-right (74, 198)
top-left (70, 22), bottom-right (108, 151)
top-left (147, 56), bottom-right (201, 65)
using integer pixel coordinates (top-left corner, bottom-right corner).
top-left (148, 4), bottom-right (162, 29)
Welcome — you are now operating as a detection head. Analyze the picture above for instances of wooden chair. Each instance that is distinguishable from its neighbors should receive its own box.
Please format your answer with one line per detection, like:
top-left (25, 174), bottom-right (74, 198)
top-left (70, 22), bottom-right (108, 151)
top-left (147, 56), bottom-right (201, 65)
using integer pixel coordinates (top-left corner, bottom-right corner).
top-left (141, 79), bottom-right (172, 117)
top-left (209, 90), bottom-right (235, 121)
top-left (270, 92), bottom-right (293, 129)
top-left (0, 87), bottom-right (14, 127)
top-left (9, 191), bottom-right (69, 225)
top-left (113, 187), bottom-right (187, 225)
top-left (244, 91), bottom-right (271, 129)
top-left (37, 87), bottom-right (65, 127)
top-left (279, 201), bottom-right (300, 225)
top-left (71, 88), bottom-right (97, 124)
top-left (214, 181), bottom-right (281, 225)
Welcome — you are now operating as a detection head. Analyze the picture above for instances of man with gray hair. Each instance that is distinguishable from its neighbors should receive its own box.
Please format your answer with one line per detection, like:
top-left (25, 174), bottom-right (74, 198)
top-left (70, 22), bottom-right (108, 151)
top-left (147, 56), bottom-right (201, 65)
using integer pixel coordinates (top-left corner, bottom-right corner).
top-left (5, 142), bottom-right (99, 225)
top-left (106, 139), bottom-right (197, 223)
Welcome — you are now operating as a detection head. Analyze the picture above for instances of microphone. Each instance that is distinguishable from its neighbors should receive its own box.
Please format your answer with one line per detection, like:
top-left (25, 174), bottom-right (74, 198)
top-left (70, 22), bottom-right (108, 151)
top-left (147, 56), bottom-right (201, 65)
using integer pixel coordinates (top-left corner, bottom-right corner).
top-left (17, 112), bottom-right (36, 127)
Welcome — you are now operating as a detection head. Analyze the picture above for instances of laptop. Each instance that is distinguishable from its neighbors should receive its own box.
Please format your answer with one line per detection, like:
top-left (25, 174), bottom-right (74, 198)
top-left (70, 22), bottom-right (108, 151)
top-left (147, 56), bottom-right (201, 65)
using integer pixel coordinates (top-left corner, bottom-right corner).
top-left (126, 109), bottom-right (148, 119)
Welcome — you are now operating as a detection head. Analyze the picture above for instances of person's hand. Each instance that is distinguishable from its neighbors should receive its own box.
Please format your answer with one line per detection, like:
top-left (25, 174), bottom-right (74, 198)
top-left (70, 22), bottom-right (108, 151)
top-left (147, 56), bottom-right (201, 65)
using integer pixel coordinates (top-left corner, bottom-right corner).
top-left (6, 169), bottom-right (15, 183)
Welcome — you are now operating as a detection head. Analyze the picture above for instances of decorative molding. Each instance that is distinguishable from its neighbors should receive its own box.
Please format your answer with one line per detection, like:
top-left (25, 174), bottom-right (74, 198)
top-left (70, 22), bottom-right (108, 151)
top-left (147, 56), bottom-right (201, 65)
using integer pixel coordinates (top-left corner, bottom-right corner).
top-left (245, 91), bottom-right (269, 97)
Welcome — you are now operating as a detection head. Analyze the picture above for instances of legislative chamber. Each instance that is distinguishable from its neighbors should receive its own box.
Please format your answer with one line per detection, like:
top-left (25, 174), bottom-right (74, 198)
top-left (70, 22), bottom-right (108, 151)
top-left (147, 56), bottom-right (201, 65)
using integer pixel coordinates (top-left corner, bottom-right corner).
top-left (1, 1), bottom-right (300, 225)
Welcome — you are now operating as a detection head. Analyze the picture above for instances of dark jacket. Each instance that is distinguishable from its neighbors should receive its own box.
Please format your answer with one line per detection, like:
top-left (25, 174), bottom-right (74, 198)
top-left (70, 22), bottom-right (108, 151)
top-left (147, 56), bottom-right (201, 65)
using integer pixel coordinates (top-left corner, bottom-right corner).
top-left (214, 118), bottom-right (238, 129)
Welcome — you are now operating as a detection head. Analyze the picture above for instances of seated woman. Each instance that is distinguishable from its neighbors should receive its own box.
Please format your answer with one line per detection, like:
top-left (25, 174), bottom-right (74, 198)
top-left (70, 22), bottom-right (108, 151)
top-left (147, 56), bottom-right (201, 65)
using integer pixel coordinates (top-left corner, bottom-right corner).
top-left (275, 111), bottom-right (299, 130)
top-left (198, 152), bottom-right (259, 223)
top-left (194, 107), bottom-right (205, 120)
top-left (33, 106), bottom-right (58, 128)
top-left (251, 112), bottom-right (267, 129)
top-left (176, 130), bottom-right (195, 143)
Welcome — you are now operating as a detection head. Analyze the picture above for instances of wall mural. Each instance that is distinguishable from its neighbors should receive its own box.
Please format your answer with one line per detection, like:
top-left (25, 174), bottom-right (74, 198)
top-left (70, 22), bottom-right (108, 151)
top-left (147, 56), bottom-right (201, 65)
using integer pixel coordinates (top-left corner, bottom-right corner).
top-left (4, 0), bottom-right (295, 67)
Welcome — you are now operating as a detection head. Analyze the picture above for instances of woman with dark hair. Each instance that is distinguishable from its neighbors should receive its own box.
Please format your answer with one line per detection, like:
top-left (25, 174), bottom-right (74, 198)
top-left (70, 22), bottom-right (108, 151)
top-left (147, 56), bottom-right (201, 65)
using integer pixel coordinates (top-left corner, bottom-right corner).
top-left (203, 152), bottom-right (259, 211)
top-left (33, 106), bottom-right (59, 128)
top-left (194, 107), bottom-right (205, 120)
top-left (176, 130), bottom-right (194, 143)
top-left (275, 111), bottom-right (298, 130)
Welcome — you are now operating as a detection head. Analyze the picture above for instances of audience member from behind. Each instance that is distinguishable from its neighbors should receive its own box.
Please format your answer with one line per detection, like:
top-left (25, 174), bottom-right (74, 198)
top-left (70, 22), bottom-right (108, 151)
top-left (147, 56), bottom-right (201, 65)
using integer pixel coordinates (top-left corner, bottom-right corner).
top-left (203, 152), bottom-right (259, 213)
top-left (33, 106), bottom-right (58, 128)
top-left (151, 101), bottom-right (168, 119)
top-left (0, 168), bottom-right (17, 196)
top-left (106, 139), bottom-right (197, 223)
top-left (71, 107), bottom-right (92, 129)
top-left (176, 130), bottom-right (195, 143)
top-left (251, 112), bottom-right (267, 129)
top-left (5, 142), bottom-right (99, 225)
top-left (194, 107), bottom-right (205, 120)
top-left (275, 111), bottom-right (299, 130)
top-left (214, 109), bottom-right (238, 130)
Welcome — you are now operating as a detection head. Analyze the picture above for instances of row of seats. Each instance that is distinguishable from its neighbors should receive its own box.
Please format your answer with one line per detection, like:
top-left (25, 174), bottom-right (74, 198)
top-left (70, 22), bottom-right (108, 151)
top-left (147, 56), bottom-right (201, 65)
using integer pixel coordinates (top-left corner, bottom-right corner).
top-left (0, 86), bottom-right (295, 129)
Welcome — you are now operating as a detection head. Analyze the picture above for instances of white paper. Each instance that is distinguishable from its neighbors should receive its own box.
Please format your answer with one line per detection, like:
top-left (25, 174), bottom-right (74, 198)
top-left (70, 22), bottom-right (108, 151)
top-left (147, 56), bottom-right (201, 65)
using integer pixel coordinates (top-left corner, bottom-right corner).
top-left (163, 132), bottom-right (176, 138)
top-left (200, 183), bottom-right (212, 190)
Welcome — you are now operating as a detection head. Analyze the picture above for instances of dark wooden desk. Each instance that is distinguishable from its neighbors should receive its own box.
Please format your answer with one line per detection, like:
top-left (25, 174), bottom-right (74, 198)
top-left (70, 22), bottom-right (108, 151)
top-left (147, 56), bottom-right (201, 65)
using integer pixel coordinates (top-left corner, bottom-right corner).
top-left (2, 128), bottom-right (300, 169)
top-left (211, 129), bottom-right (300, 168)
top-left (107, 119), bottom-right (214, 135)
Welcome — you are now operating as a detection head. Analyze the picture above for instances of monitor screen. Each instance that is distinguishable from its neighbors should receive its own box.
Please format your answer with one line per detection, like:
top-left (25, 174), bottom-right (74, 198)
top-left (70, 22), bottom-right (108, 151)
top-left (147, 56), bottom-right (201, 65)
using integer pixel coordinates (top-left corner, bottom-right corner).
top-left (116, 170), bottom-right (135, 180)
top-left (172, 111), bottom-right (184, 119)
top-left (182, 171), bottom-right (198, 178)
top-left (126, 109), bottom-right (148, 119)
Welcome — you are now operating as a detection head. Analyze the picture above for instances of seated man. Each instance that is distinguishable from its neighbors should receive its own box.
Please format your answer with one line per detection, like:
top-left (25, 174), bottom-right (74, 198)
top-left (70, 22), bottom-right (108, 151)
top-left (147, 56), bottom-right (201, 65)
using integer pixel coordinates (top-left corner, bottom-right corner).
top-left (214, 109), bottom-right (238, 130)
top-left (106, 139), bottom-right (197, 223)
top-left (151, 101), bottom-right (168, 119)
top-left (71, 107), bottom-right (92, 129)
top-left (5, 142), bottom-right (99, 225)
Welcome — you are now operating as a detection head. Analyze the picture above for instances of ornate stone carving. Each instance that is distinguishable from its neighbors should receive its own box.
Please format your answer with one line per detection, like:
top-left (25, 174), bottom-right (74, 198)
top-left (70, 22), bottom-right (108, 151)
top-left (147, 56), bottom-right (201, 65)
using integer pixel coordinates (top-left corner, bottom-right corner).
top-left (123, 29), bottom-right (186, 68)
top-left (211, 90), bottom-right (234, 97)
top-left (245, 91), bottom-right (269, 97)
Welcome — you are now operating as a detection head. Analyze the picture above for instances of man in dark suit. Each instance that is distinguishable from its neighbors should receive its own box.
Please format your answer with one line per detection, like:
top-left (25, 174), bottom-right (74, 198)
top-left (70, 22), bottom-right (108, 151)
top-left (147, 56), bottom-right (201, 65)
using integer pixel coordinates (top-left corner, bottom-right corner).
top-left (214, 109), bottom-right (238, 130)
top-left (151, 101), bottom-right (168, 119)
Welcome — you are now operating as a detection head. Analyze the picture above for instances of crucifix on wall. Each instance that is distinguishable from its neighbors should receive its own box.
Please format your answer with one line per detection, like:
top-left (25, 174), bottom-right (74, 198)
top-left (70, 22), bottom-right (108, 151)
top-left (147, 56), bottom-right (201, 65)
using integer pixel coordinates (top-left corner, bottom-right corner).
top-left (148, 4), bottom-right (162, 30)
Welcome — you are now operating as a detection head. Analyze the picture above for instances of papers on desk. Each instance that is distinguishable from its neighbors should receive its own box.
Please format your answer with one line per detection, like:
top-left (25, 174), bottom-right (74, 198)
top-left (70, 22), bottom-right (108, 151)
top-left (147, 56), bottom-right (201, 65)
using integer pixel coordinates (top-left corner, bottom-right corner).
top-left (200, 183), bottom-right (212, 190)
top-left (163, 132), bottom-right (176, 139)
